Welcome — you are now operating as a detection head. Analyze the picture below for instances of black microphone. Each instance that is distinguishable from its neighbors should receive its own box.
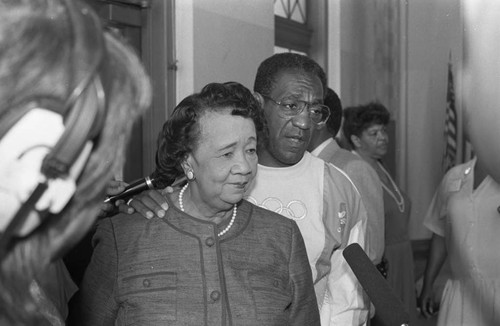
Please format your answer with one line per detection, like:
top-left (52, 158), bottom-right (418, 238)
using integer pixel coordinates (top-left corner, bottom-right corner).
top-left (103, 175), bottom-right (157, 203)
top-left (343, 243), bottom-right (410, 326)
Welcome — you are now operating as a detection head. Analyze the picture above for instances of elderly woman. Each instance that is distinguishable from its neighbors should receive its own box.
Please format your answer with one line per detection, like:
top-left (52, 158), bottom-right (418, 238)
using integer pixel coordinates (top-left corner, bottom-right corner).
top-left (342, 102), bottom-right (417, 324)
top-left (0, 0), bottom-right (151, 325)
top-left (71, 82), bottom-right (319, 325)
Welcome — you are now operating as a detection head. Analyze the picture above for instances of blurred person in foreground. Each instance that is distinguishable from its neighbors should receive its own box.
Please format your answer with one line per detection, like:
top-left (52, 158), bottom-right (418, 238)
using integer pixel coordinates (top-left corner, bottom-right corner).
top-left (343, 102), bottom-right (418, 324)
top-left (126, 53), bottom-right (371, 325)
top-left (308, 88), bottom-right (385, 268)
top-left (418, 154), bottom-right (500, 326)
top-left (461, 0), bottom-right (500, 185)
top-left (453, 1), bottom-right (500, 321)
top-left (70, 82), bottom-right (320, 326)
top-left (0, 0), bottom-right (151, 324)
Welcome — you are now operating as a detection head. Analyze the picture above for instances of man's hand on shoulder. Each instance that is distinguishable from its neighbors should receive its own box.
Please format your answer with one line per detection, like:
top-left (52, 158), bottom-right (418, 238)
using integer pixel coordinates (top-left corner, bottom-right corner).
top-left (99, 180), bottom-right (173, 219)
top-left (125, 187), bottom-right (172, 219)
top-left (98, 180), bottom-right (132, 218)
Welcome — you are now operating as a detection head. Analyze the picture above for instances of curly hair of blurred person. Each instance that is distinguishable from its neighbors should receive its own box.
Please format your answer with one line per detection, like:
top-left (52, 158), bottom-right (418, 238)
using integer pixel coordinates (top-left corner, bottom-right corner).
top-left (0, 0), bottom-right (151, 324)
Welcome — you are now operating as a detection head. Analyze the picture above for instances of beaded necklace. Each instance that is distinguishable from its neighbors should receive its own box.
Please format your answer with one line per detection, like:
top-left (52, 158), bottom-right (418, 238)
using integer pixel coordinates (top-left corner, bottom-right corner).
top-left (377, 162), bottom-right (405, 213)
top-left (178, 183), bottom-right (237, 237)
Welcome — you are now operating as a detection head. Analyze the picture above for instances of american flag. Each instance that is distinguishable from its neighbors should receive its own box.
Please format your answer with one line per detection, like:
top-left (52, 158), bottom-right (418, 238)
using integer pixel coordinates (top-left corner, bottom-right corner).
top-left (442, 60), bottom-right (457, 172)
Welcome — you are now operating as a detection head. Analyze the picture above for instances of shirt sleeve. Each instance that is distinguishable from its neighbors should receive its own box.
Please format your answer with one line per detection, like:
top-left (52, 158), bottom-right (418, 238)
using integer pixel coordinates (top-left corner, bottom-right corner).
top-left (70, 218), bottom-right (119, 326)
top-left (423, 173), bottom-right (453, 237)
top-left (288, 220), bottom-right (321, 325)
top-left (320, 167), bottom-right (370, 326)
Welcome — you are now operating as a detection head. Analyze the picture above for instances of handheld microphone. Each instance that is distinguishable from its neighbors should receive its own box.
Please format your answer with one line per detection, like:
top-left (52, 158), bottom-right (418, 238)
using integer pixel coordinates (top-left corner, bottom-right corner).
top-left (343, 243), bottom-right (410, 326)
top-left (103, 175), bottom-right (156, 203)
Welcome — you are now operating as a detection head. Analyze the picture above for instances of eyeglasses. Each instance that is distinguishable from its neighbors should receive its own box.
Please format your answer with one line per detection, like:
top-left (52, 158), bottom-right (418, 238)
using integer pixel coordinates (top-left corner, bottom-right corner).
top-left (260, 93), bottom-right (330, 125)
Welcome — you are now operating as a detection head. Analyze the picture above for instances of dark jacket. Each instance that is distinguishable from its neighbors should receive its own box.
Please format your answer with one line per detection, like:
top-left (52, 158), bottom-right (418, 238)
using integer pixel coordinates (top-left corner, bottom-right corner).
top-left (72, 198), bottom-right (319, 326)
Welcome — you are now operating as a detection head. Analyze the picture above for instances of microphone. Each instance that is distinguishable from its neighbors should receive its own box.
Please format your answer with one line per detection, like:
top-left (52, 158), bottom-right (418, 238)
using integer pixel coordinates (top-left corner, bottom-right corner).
top-left (343, 243), bottom-right (410, 326)
top-left (103, 175), bottom-right (157, 203)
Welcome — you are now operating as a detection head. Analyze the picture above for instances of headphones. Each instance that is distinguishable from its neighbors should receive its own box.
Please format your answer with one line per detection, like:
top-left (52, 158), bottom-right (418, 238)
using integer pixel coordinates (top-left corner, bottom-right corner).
top-left (0, 0), bottom-right (110, 258)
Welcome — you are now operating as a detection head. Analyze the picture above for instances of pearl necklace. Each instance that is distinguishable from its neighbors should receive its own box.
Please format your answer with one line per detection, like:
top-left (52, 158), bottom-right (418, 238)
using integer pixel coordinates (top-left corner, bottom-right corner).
top-left (377, 162), bottom-right (405, 213)
top-left (178, 183), bottom-right (237, 237)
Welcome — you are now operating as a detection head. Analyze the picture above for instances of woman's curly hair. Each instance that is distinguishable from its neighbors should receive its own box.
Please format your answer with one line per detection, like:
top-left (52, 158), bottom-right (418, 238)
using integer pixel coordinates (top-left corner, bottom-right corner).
top-left (342, 101), bottom-right (390, 148)
top-left (153, 82), bottom-right (266, 188)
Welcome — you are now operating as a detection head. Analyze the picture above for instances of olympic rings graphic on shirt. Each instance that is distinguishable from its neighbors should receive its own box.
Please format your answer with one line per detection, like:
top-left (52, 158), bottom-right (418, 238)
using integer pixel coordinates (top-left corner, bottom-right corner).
top-left (245, 196), bottom-right (307, 220)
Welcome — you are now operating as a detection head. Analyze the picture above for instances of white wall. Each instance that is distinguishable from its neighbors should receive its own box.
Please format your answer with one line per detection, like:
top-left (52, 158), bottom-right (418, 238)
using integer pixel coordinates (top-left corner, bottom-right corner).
top-left (406, 0), bottom-right (463, 239)
top-left (337, 0), bottom-right (463, 240)
top-left (176, 0), bottom-right (274, 101)
top-left (175, 0), bottom-right (465, 240)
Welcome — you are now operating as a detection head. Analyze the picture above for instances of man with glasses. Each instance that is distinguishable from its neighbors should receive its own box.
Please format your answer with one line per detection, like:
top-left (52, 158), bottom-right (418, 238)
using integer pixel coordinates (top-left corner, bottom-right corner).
top-left (122, 53), bottom-right (370, 325)
top-left (246, 53), bottom-right (370, 325)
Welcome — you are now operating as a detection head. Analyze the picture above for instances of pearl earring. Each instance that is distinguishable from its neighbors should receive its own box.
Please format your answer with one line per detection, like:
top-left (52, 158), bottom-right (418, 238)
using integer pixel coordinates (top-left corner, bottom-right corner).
top-left (186, 170), bottom-right (195, 181)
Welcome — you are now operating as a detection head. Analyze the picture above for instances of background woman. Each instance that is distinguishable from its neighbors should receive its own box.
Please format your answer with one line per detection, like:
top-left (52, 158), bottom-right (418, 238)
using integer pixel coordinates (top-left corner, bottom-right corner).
top-left (70, 82), bottom-right (319, 325)
top-left (342, 102), bottom-right (417, 324)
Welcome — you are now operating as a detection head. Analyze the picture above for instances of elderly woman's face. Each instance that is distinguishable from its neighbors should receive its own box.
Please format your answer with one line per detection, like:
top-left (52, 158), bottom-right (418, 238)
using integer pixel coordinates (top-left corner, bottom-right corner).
top-left (186, 110), bottom-right (258, 210)
top-left (358, 124), bottom-right (389, 159)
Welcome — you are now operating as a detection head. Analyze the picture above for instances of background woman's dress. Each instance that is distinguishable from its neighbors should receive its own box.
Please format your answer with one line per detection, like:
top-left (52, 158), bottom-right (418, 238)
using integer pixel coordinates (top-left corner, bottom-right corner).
top-left (382, 188), bottom-right (417, 324)
top-left (425, 159), bottom-right (500, 325)
top-left (371, 167), bottom-right (418, 325)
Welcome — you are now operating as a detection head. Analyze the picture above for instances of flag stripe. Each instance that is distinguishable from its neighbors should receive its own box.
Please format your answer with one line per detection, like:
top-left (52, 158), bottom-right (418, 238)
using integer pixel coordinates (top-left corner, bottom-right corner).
top-left (442, 61), bottom-right (458, 172)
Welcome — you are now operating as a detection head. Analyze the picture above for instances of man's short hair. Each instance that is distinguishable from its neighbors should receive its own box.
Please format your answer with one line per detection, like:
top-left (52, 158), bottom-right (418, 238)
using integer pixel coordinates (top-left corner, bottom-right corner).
top-left (253, 53), bottom-right (327, 97)
top-left (324, 88), bottom-right (342, 136)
